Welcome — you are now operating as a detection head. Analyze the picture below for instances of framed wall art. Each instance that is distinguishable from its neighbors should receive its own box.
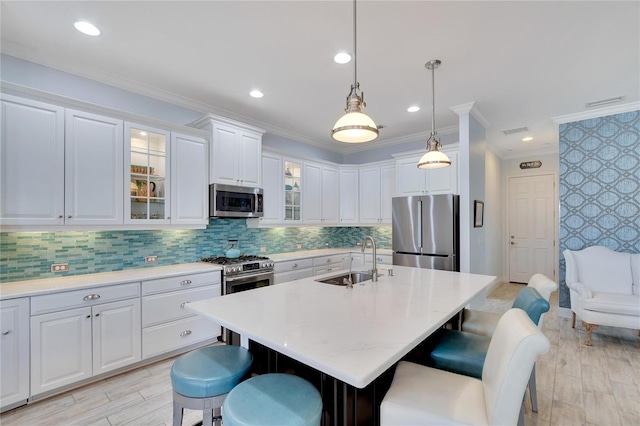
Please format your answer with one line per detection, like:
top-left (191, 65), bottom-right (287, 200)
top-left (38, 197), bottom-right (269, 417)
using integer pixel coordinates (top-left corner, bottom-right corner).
top-left (474, 200), bottom-right (484, 228)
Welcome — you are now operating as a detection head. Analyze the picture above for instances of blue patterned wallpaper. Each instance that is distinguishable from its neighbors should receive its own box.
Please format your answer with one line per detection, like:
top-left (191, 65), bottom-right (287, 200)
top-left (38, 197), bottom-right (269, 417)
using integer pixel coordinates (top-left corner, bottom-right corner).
top-left (558, 110), bottom-right (640, 308)
top-left (0, 222), bottom-right (391, 282)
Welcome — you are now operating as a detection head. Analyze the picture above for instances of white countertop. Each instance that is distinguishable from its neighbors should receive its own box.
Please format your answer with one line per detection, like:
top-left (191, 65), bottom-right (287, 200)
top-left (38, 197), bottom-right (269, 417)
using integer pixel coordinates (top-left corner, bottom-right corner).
top-left (187, 265), bottom-right (496, 388)
top-left (0, 263), bottom-right (222, 300)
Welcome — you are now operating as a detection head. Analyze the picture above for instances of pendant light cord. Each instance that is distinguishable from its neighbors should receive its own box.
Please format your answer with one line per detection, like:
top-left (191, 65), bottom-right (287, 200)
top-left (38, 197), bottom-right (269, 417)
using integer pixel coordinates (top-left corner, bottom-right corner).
top-left (353, 0), bottom-right (357, 90)
top-left (431, 64), bottom-right (436, 137)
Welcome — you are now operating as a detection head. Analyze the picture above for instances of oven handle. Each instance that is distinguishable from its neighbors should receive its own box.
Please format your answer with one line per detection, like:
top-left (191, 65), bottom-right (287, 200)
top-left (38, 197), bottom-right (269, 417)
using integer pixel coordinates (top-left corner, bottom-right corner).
top-left (225, 271), bottom-right (274, 283)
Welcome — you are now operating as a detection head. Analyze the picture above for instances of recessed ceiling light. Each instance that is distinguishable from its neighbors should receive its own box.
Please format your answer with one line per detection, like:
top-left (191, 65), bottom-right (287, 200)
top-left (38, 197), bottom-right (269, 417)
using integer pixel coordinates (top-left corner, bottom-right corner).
top-left (334, 52), bottom-right (352, 64)
top-left (249, 90), bottom-right (264, 98)
top-left (522, 136), bottom-right (533, 142)
top-left (74, 21), bottom-right (100, 36)
top-left (407, 106), bottom-right (420, 113)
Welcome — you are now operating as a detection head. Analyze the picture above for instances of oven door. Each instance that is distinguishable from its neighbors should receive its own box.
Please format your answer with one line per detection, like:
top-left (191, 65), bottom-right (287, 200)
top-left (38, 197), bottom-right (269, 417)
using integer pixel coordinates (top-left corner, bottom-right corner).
top-left (223, 270), bottom-right (273, 295)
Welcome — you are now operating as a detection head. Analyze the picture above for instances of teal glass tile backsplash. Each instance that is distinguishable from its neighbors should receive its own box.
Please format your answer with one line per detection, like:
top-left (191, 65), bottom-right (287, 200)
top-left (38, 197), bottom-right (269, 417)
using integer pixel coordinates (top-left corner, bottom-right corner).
top-left (0, 221), bottom-right (391, 282)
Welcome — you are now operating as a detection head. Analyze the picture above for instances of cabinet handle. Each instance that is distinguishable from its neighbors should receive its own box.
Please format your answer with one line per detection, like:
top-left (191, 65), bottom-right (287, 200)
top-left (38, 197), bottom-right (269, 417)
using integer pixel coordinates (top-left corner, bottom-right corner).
top-left (180, 302), bottom-right (189, 308)
top-left (180, 280), bottom-right (192, 286)
top-left (377, 257), bottom-right (382, 261)
top-left (58, 215), bottom-right (63, 219)
top-left (95, 313), bottom-right (100, 317)
top-left (67, 215), bottom-right (72, 219)
top-left (180, 330), bottom-right (192, 337)
top-left (83, 294), bottom-right (101, 301)
top-left (167, 217), bottom-right (170, 219)
top-left (292, 263), bottom-right (298, 268)
top-left (86, 315), bottom-right (91, 319)
top-left (326, 259), bottom-right (331, 263)
top-left (2, 330), bottom-right (10, 335)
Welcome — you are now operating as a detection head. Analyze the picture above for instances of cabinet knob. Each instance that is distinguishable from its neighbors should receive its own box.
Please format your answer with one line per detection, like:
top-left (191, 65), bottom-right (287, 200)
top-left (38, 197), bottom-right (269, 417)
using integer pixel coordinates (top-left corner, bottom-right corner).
top-left (67, 215), bottom-right (72, 219)
top-left (180, 280), bottom-right (192, 285)
top-left (95, 313), bottom-right (100, 317)
top-left (167, 217), bottom-right (170, 219)
top-left (2, 330), bottom-right (11, 335)
top-left (86, 315), bottom-right (91, 319)
top-left (180, 302), bottom-right (189, 308)
top-left (180, 330), bottom-right (192, 337)
top-left (58, 215), bottom-right (63, 219)
top-left (83, 294), bottom-right (101, 301)
top-left (292, 263), bottom-right (298, 268)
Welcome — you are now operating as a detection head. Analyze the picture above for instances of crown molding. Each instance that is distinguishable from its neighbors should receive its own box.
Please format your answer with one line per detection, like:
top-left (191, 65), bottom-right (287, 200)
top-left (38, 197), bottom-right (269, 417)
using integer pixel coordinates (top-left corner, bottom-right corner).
top-left (499, 146), bottom-right (559, 161)
top-left (552, 101), bottom-right (640, 124)
top-left (450, 101), bottom-right (491, 129)
top-left (339, 125), bottom-right (459, 155)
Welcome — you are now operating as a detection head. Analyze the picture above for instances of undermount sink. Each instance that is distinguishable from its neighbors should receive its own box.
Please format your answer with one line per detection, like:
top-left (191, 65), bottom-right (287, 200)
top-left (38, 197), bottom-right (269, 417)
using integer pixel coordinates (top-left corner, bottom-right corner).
top-left (315, 271), bottom-right (379, 286)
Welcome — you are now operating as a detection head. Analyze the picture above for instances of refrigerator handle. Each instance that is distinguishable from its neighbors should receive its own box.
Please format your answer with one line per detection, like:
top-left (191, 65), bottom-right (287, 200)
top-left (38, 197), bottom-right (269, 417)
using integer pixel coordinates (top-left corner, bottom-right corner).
top-left (418, 200), bottom-right (423, 249)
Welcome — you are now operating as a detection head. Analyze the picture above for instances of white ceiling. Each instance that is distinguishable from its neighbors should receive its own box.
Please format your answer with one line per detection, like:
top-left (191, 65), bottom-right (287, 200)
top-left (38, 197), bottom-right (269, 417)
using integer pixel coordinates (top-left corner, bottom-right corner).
top-left (2, 1), bottom-right (638, 158)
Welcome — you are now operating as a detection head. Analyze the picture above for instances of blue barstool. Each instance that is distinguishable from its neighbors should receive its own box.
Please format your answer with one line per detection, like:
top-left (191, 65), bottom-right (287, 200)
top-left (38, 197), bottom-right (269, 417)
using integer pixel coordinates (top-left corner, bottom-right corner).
top-left (170, 345), bottom-right (253, 426)
top-left (222, 373), bottom-right (323, 426)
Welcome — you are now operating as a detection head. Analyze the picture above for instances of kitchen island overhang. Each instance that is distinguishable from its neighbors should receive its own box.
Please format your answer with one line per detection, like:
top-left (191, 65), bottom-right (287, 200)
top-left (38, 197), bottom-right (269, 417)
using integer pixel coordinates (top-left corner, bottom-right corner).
top-left (186, 265), bottom-right (496, 389)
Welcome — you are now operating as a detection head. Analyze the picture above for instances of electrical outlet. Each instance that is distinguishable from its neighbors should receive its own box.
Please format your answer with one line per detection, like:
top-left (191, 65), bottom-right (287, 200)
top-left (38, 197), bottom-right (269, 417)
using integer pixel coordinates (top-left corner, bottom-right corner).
top-left (145, 256), bottom-right (158, 263)
top-left (324, 242), bottom-right (330, 247)
top-left (296, 244), bottom-right (302, 249)
top-left (51, 263), bottom-right (69, 272)
top-left (260, 247), bottom-right (267, 253)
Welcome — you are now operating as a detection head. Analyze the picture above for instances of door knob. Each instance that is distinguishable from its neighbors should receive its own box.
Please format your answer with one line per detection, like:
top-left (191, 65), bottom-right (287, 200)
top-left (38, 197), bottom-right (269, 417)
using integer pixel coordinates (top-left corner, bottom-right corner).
top-left (510, 241), bottom-right (516, 245)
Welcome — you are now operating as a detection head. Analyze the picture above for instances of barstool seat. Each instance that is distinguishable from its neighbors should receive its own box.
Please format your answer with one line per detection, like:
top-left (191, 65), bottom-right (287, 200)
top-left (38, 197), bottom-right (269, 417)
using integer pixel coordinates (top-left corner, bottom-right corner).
top-left (222, 373), bottom-right (323, 426)
top-left (170, 345), bottom-right (252, 426)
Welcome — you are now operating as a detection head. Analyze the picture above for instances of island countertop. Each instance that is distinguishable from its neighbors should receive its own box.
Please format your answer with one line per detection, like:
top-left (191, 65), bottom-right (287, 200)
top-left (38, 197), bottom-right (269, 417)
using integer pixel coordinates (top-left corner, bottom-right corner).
top-left (187, 265), bottom-right (496, 389)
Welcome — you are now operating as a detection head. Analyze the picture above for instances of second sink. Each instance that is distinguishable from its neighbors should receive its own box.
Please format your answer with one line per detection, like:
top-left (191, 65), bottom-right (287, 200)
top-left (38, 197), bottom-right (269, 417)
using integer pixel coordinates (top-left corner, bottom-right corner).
top-left (315, 271), bottom-right (378, 286)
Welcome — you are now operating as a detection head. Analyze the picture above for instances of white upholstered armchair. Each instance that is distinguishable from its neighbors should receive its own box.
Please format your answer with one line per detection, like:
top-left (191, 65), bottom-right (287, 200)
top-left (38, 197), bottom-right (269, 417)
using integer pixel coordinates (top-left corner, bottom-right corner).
top-left (564, 246), bottom-right (640, 346)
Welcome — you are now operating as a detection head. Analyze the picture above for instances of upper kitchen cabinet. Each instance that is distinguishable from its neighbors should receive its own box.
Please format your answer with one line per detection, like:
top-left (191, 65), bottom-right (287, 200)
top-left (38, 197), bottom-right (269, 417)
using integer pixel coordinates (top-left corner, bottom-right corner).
top-left (170, 133), bottom-right (208, 225)
top-left (125, 123), bottom-right (170, 224)
top-left (302, 161), bottom-right (339, 225)
top-left (284, 159), bottom-right (302, 223)
top-left (65, 110), bottom-right (124, 225)
top-left (338, 167), bottom-right (359, 225)
top-left (396, 150), bottom-right (458, 196)
top-left (1, 95), bottom-right (65, 226)
top-left (259, 152), bottom-right (283, 224)
top-left (192, 115), bottom-right (264, 187)
top-left (359, 162), bottom-right (396, 224)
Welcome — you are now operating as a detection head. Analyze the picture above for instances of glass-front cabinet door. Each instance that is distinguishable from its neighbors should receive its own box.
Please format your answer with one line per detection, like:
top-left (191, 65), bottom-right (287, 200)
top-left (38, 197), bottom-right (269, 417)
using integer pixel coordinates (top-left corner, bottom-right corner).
top-left (284, 160), bottom-right (301, 222)
top-left (125, 123), bottom-right (170, 224)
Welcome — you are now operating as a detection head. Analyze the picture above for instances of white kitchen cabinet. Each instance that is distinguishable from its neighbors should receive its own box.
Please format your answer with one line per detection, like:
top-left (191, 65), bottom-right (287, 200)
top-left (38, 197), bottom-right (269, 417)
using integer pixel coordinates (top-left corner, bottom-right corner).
top-left (0, 95), bottom-right (65, 226)
top-left (1, 298), bottom-right (29, 410)
top-left (125, 123), bottom-right (171, 224)
top-left (65, 109), bottom-right (124, 225)
top-left (260, 152), bottom-right (283, 224)
top-left (396, 151), bottom-right (458, 196)
top-left (30, 284), bottom-right (141, 396)
top-left (141, 272), bottom-right (221, 359)
top-left (312, 254), bottom-right (344, 276)
top-left (302, 162), bottom-right (339, 225)
top-left (274, 258), bottom-right (314, 284)
top-left (193, 116), bottom-right (264, 187)
top-left (359, 163), bottom-right (395, 224)
top-left (339, 168), bottom-right (359, 224)
top-left (170, 132), bottom-right (208, 225)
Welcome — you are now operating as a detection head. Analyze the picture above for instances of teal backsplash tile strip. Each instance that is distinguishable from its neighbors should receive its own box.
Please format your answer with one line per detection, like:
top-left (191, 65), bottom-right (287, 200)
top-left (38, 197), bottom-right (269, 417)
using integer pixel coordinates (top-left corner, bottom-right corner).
top-left (0, 221), bottom-right (392, 282)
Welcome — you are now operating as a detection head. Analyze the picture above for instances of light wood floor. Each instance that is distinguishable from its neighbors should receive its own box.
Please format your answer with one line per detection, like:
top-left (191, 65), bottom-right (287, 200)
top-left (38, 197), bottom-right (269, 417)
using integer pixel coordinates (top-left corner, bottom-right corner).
top-left (2, 282), bottom-right (639, 425)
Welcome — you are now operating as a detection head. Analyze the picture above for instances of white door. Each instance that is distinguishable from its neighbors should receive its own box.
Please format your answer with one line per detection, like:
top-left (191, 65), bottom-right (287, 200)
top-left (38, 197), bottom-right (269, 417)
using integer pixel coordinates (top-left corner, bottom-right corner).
top-left (260, 153), bottom-right (283, 223)
top-left (210, 124), bottom-right (239, 185)
top-left (171, 133), bottom-right (207, 225)
top-left (65, 110), bottom-right (124, 225)
top-left (508, 174), bottom-right (555, 283)
top-left (380, 165), bottom-right (396, 223)
top-left (321, 166), bottom-right (339, 224)
top-left (396, 158), bottom-right (427, 195)
top-left (1, 299), bottom-right (29, 408)
top-left (339, 168), bottom-right (359, 224)
top-left (31, 307), bottom-right (93, 396)
top-left (92, 299), bottom-right (141, 375)
top-left (0, 95), bottom-right (65, 226)
top-left (302, 162), bottom-right (322, 223)
top-left (359, 167), bottom-right (381, 223)
top-left (238, 131), bottom-right (262, 187)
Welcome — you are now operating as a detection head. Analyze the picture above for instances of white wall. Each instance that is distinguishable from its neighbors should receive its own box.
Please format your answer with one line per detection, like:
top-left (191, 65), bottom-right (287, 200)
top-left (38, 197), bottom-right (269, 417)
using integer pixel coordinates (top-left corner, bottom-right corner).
top-left (468, 116), bottom-right (487, 274)
top-left (485, 148), bottom-right (503, 281)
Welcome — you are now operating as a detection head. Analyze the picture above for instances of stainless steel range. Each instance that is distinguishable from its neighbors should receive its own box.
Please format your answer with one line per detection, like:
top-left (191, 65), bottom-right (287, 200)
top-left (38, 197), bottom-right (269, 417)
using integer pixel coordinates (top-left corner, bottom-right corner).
top-left (200, 255), bottom-right (274, 345)
top-left (200, 255), bottom-right (274, 295)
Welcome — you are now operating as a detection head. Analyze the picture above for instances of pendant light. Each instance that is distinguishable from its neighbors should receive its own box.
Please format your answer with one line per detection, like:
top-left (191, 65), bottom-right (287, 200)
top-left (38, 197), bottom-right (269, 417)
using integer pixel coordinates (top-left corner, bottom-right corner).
top-left (418, 60), bottom-right (451, 169)
top-left (331, 0), bottom-right (378, 143)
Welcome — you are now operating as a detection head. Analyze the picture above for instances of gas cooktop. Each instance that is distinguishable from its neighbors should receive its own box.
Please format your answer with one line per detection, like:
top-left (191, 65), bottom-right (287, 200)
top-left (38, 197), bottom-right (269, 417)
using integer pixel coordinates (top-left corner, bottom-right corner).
top-left (200, 255), bottom-right (270, 265)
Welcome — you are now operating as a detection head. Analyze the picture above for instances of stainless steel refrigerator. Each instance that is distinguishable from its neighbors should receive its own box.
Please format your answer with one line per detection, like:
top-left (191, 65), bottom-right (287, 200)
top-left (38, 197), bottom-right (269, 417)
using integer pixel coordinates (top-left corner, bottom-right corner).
top-left (392, 194), bottom-right (460, 271)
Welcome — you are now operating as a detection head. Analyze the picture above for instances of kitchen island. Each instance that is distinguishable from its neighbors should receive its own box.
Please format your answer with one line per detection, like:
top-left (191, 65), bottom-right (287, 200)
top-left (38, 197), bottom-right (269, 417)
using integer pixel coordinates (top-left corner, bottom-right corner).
top-left (187, 265), bottom-right (496, 425)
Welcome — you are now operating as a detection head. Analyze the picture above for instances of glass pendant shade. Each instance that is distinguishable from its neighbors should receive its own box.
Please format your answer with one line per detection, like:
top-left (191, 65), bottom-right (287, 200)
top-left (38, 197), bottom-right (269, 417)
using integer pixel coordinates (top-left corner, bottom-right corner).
top-left (418, 146), bottom-right (451, 169)
top-left (417, 59), bottom-right (451, 169)
top-left (332, 111), bottom-right (378, 143)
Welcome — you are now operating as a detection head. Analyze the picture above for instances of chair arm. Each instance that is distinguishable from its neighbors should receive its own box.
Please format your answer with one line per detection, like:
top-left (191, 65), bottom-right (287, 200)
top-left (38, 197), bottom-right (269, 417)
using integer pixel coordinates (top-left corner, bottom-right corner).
top-left (568, 281), bottom-right (593, 299)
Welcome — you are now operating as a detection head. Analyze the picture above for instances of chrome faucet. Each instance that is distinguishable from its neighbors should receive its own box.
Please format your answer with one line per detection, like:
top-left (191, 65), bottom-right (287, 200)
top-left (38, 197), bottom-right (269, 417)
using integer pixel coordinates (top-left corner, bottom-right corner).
top-left (361, 236), bottom-right (378, 282)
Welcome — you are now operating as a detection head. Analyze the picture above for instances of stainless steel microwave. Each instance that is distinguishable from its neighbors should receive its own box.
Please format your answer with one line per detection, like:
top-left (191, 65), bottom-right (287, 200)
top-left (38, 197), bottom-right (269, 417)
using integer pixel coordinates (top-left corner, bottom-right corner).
top-left (209, 183), bottom-right (264, 218)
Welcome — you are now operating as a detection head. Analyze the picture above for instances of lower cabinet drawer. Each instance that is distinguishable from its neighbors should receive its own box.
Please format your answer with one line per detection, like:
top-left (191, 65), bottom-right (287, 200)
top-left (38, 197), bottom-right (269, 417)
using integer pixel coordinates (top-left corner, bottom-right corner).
top-left (142, 316), bottom-right (220, 359)
top-left (274, 269), bottom-right (313, 284)
top-left (142, 285), bottom-right (220, 327)
top-left (274, 258), bottom-right (313, 273)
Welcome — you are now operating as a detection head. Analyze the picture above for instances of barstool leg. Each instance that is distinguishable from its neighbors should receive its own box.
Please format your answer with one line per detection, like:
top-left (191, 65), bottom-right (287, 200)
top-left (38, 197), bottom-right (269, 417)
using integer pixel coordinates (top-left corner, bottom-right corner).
top-left (529, 363), bottom-right (538, 412)
top-left (172, 401), bottom-right (183, 426)
top-left (202, 409), bottom-right (214, 426)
